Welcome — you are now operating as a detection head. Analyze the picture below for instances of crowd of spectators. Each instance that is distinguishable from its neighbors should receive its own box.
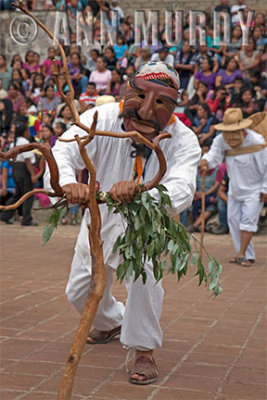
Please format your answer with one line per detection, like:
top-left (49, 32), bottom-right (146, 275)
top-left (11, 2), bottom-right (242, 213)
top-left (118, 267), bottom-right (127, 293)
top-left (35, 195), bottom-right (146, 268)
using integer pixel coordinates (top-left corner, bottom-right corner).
top-left (0, 0), bottom-right (266, 230)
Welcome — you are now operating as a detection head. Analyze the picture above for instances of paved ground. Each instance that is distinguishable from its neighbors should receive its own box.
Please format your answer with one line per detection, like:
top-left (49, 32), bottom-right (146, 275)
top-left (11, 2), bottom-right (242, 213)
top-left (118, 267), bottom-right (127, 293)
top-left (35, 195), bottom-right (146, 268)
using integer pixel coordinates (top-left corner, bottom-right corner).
top-left (0, 223), bottom-right (266, 400)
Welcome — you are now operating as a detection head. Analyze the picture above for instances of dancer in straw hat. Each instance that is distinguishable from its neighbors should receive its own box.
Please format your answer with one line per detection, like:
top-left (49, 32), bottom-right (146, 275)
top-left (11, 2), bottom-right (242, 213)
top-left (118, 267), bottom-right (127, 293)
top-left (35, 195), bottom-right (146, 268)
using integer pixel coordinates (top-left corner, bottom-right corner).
top-left (199, 108), bottom-right (267, 267)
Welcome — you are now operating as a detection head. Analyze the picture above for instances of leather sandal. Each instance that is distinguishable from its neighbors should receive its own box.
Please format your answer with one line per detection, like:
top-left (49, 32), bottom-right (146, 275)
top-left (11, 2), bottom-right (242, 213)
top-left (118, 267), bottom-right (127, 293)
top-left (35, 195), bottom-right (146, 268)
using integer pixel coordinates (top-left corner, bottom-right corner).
top-left (86, 325), bottom-right (121, 344)
top-left (237, 258), bottom-right (253, 267)
top-left (229, 256), bottom-right (241, 263)
top-left (129, 356), bottom-right (158, 385)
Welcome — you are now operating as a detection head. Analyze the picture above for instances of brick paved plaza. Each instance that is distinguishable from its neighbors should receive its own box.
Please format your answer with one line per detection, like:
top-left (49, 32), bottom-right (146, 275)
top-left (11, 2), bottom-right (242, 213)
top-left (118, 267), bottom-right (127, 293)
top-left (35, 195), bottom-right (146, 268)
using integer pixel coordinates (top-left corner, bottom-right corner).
top-left (0, 224), bottom-right (266, 400)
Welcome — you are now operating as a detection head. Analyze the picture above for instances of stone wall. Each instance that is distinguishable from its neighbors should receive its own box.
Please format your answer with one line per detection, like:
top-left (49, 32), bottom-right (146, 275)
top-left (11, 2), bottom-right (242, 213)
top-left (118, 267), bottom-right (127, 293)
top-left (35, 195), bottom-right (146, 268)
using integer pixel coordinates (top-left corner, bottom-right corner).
top-left (119, 0), bottom-right (266, 15)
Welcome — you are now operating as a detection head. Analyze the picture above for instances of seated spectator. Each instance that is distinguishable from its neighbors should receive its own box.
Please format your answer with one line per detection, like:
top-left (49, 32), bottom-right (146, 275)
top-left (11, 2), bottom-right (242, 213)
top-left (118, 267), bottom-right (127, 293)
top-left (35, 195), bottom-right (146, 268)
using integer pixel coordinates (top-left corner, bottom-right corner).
top-left (222, 25), bottom-right (242, 57)
top-left (135, 46), bottom-right (151, 70)
top-left (0, 78), bottom-right (8, 99)
top-left (192, 103), bottom-right (217, 147)
top-left (0, 54), bottom-right (12, 91)
top-left (7, 82), bottom-right (24, 115)
top-left (113, 36), bottom-right (128, 68)
top-left (254, 12), bottom-right (265, 29)
top-left (194, 59), bottom-right (217, 90)
top-left (0, 98), bottom-right (13, 135)
top-left (37, 84), bottom-right (60, 114)
top-left (89, 56), bottom-right (112, 94)
top-left (103, 46), bottom-right (118, 71)
top-left (185, 81), bottom-right (209, 124)
top-left (27, 73), bottom-right (45, 104)
top-left (215, 57), bottom-right (242, 90)
top-left (0, 158), bottom-right (16, 224)
top-left (23, 50), bottom-right (41, 73)
top-left (194, 45), bottom-right (219, 73)
top-left (53, 104), bottom-right (73, 130)
top-left (55, 73), bottom-right (69, 97)
top-left (42, 47), bottom-right (62, 77)
top-left (207, 85), bottom-right (231, 121)
top-left (175, 41), bottom-right (195, 89)
top-left (53, 121), bottom-right (67, 145)
top-left (120, 19), bottom-right (134, 46)
top-left (105, 69), bottom-right (123, 100)
top-left (252, 26), bottom-right (267, 53)
top-left (86, 49), bottom-right (100, 76)
top-left (232, 86), bottom-right (259, 117)
top-left (151, 47), bottom-right (174, 67)
top-left (79, 82), bottom-right (98, 112)
top-left (68, 52), bottom-right (88, 94)
top-left (230, 76), bottom-right (244, 103)
top-left (238, 38), bottom-right (260, 79)
top-left (12, 59), bottom-right (23, 72)
top-left (11, 70), bottom-right (28, 93)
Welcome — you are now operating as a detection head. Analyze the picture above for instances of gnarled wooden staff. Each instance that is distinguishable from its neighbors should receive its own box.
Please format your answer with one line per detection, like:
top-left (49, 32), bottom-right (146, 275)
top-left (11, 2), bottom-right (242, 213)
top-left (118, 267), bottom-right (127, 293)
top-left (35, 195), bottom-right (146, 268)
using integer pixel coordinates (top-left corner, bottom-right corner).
top-left (1, 3), bottom-right (172, 399)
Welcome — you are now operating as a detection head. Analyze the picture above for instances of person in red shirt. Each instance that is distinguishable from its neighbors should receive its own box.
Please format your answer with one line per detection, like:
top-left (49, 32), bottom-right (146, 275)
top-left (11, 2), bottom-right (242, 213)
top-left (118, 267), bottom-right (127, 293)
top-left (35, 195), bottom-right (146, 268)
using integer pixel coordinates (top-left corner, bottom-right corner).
top-left (79, 82), bottom-right (98, 112)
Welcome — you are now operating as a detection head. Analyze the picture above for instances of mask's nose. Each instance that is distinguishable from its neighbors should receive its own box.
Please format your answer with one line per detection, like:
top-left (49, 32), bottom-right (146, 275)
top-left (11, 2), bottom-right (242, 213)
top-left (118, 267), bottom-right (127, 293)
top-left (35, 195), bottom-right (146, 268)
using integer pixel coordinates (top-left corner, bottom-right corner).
top-left (137, 92), bottom-right (155, 121)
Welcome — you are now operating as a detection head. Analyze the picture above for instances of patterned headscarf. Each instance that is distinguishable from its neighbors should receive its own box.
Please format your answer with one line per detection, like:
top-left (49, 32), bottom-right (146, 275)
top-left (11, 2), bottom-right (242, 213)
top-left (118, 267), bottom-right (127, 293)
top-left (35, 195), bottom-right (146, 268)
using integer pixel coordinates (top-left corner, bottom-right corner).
top-left (135, 61), bottom-right (180, 91)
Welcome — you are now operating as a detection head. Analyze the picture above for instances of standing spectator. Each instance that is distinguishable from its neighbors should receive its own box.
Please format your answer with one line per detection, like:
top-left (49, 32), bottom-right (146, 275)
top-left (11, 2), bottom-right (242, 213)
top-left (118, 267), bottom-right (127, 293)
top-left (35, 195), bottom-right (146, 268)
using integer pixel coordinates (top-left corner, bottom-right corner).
top-left (42, 47), bottom-right (62, 77)
top-left (175, 41), bottom-right (195, 89)
top-left (8, 117), bottom-right (38, 226)
top-left (214, 0), bottom-right (231, 14)
top-left (215, 57), bottom-right (242, 89)
top-left (89, 56), bottom-right (112, 94)
top-left (231, 0), bottom-right (246, 25)
top-left (7, 83), bottom-right (24, 115)
top-left (0, 55), bottom-right (12, 91)
top-left (120, 19), bottom-right (134, 46)
top-left (23, 50), bottom-right (41, 73)
top-left (110, 0), bottom-right (124, 20)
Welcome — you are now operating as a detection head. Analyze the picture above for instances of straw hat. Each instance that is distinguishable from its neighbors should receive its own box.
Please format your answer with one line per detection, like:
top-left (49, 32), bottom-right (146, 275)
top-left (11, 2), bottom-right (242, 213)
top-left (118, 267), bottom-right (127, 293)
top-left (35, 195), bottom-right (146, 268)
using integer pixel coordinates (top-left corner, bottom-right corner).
top-left (214, 108), bottom-right (253, 131)
top-left (247, 112), bottom-right (267, 141)
top-left (95, 95), bottom-right (115, 107)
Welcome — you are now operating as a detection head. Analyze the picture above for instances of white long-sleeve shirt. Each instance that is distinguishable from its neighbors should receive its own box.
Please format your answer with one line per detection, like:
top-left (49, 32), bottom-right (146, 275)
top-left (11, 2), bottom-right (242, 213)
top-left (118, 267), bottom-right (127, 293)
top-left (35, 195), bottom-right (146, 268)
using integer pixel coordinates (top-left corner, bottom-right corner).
top-left (203, 129), bottom-right (267, 200)
top-left (44, 102), bottom-right (201, 265)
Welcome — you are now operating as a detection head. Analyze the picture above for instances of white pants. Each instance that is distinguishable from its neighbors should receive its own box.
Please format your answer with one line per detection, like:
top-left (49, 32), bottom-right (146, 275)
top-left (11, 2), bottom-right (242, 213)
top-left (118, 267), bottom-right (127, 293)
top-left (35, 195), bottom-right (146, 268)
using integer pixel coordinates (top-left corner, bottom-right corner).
top-left (227, 195), bottom-right (263, 260)
top-left (66, 216), bottom-right (164, 351)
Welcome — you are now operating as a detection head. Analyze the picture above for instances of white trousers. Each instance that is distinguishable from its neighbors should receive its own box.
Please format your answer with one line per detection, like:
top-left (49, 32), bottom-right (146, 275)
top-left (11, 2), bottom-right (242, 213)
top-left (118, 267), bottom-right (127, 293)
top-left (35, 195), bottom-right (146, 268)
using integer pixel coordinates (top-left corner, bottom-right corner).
top-left (227, 195), bottom-right (263, 260)
top-left (66, 216), bottom-right (164, 351)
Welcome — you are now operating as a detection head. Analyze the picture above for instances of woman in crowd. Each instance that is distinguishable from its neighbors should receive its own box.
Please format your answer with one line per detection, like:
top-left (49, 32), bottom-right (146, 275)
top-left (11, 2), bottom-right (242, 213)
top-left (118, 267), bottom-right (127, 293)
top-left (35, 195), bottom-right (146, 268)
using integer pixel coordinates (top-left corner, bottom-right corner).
top-left (215, 57), bottom-right (242, 90)
top-left (53, 104), bottom-right (73, 130)
top-left (23, 50), bottom-right (41, 73)
top-left (192, 103), bottom-right (217, 147)
top-left (7, 82), bottom-right (24, 115)
top-left (223, 25), bottom-right (242, 58)
top-left (68, 52), bottom-right (88, 94)
top-left (103, 46), bottom-right (117, 71)
top-left (89, 56), bottom-right (112, 94)
top-left (27, 73), bottom-right (45, 104)
top-left (238, 37), bottom-right (260, 79)
top-left (232, 86), bottom-right (259, 117)
top-left (194, 58), bottom-right (217, 91)
top-left (37, 84), bottom-right (60, 113)
top-left (105, 69), bottom-right (123, 99)
top-left (175, 41), bottom-right (195, 89)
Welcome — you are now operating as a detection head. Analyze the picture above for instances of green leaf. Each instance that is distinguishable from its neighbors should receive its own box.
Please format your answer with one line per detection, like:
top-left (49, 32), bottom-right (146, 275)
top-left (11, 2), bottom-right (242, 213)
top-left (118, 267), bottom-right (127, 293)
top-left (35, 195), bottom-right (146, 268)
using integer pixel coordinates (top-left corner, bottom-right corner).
top-left (190, 253), bottom-right (199, 267)
top-left (42, 223), bottom-right (56, 246)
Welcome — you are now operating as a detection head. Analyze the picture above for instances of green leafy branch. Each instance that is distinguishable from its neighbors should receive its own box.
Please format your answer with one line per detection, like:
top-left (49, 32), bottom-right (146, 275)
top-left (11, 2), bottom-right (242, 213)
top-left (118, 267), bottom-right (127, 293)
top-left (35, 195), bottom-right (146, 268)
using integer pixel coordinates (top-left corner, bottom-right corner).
top-left (42, 185), bottom-right (222, 296)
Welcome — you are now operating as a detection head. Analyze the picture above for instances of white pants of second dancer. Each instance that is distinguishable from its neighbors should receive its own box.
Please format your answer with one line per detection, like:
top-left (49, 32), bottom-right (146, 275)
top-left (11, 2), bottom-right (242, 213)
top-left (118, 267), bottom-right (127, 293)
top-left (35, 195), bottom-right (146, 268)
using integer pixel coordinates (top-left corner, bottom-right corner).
top-left (227, 195), bottom-right (263, 260)
top-left (65, 218), bottom-right (164, 351)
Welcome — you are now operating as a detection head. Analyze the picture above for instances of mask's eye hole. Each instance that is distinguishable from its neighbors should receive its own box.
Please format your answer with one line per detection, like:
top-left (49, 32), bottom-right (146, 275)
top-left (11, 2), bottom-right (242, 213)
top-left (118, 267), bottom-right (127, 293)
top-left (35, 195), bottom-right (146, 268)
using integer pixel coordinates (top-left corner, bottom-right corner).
top-left (138, 94), bottom-right (145, 99)
top-left (156, 98), bottom-right (163, 104)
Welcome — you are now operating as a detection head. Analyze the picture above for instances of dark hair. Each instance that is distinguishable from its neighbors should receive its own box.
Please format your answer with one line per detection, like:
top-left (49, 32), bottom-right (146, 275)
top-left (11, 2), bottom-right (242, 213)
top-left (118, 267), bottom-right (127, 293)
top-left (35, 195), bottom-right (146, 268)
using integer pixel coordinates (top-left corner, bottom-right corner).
top-left (58, 104), bottom-right (70, 118)
top-left (225, 57), bottom-right (238, 70)
top-left (91, 49), bottom-right (100, 57)
top-left (201, 57), bottom-right (213, 71)
top-left (198, 81), bottom-right (208, 89)
top-left (43, 123), bottom-right (54, 135)
top-left (32, 73), bottom-right (45, 91)
top-left (55, 121), bottom-right (67, 132)
top-left (71, 52), bottom-right (81, 61)
top-left (25, 50), bottom-right (35, 62)
top-left (88, 82), bottom-right (96, 88)
top-left (0, 54), bottom-right (6, 61)
top-left (198, 102), bottom-right (211, 117)
top-left (14, 116), bottom-right (28, 141)
top-left (8, 82), bottom-right (19, 91)
top-left (234, 76), bottom-right (244, 83)
top-left (44, 84), bottom-right (55, 94)
top-left (10, 54), bottom-right (22, 66)
top-left (97, 56), bottom-right (107, 65)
